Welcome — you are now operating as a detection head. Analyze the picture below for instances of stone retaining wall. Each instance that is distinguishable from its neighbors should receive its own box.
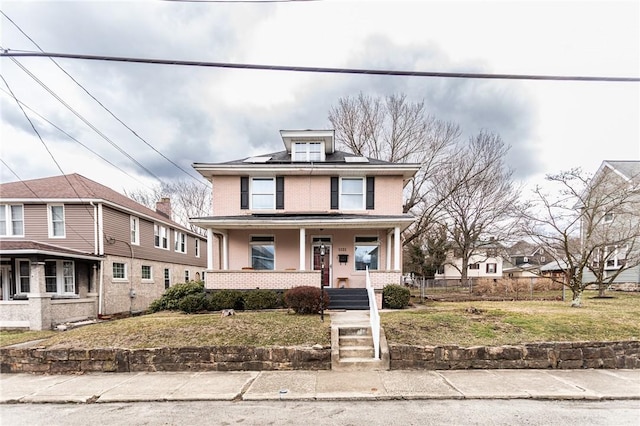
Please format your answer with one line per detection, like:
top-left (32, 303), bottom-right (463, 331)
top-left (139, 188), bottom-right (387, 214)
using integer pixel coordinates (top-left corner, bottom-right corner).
top-left (389, 341), bottom-right (640, 370)
top-left (0, 346), bottom-right (331, 374)
top-left (2, 341), bottom-right (638, 374)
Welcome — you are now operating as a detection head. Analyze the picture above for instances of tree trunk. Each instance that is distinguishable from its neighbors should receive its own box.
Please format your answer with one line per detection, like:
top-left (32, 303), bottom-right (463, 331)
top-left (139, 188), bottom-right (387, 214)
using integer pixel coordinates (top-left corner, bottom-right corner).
top-left (570, 288), bottom-right (583, 308)
top-left (597, 283), bottom-right (607, 298)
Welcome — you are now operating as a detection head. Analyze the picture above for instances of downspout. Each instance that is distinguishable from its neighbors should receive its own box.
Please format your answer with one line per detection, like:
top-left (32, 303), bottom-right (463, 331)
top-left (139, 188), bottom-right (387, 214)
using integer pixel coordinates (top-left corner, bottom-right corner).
top-left (98, 260), bottom-right (104, 315)
top-left (90, 201), bottom-right (104, 316)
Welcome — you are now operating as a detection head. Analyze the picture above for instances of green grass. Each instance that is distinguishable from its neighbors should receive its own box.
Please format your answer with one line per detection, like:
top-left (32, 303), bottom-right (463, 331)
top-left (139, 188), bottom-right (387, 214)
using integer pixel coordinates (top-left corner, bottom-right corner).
top-left (2, 311), bottom-right (331, 350)
top-left (3, 292), bottom-right (638, 350)
top-left (381, 291), bottom-right (640, 346)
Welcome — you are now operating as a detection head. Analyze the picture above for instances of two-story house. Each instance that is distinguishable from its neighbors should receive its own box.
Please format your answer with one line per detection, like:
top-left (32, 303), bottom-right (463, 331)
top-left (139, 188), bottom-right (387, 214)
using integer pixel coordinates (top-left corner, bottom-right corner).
top-left (0, 174), bottom-right (207, 330)
top-left (434, 240), bottom-right (504, 281)
top-left (191, 129), bottom-right (419, 307)
top-left (582, 160), bottom-right (640, 290)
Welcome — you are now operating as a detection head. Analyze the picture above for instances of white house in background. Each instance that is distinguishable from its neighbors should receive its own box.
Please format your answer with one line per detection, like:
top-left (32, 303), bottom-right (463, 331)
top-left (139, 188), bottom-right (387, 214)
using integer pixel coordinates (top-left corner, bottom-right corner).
top-left (435, 244), bottom-right (504, 280)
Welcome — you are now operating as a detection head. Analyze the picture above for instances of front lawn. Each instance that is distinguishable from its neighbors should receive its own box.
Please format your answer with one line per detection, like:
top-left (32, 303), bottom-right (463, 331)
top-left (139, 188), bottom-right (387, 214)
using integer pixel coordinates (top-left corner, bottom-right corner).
top-left (381, 291), bottom-right (640, 346)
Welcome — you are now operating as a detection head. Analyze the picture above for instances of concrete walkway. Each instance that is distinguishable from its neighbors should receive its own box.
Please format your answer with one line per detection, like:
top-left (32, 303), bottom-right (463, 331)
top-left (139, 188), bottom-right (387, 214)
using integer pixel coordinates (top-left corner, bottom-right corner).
top-left (1, 369), bottom-right (638, 403)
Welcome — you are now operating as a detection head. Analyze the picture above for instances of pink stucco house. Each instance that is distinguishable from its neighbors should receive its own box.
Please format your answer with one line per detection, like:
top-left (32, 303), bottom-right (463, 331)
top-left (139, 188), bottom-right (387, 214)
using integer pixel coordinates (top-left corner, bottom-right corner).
top-left (191, 129), bottom-right (419, 307)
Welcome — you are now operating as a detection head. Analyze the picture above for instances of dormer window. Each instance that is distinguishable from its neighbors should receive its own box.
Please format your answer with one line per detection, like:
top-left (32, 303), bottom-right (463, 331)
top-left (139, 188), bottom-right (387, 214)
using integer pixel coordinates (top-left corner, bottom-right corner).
top-left (292, 142), bottom-right (324, 162)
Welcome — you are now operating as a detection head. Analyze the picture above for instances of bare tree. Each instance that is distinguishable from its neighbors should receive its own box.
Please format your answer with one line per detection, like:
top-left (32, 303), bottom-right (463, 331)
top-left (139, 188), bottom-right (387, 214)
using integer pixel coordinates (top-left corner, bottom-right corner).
top-left (519, 167), bottom-right (640, 307)
top-left (434, 131), bottom-right (520, 287)
top-left (125, 179), bottom-right (211, 236)
top-left (328, 93), bottom-right (460, 245)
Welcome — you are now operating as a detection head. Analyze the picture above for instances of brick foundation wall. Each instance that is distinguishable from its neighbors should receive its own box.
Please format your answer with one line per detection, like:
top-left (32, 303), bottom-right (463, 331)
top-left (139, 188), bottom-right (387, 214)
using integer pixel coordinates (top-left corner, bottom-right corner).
top-left (205, 271), bottom-right (319, 290)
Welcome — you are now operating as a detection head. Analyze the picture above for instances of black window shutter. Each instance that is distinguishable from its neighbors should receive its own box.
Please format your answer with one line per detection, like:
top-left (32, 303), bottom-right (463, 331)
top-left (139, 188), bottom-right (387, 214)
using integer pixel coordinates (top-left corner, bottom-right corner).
top-left (276, 176), bottom-right (284, 209)
top-left (330, 177), bottom-right (339, 209)
top-left (366, 176), bottom-right (375, 210)
top-left (240, 176), bottom-right (249, 209)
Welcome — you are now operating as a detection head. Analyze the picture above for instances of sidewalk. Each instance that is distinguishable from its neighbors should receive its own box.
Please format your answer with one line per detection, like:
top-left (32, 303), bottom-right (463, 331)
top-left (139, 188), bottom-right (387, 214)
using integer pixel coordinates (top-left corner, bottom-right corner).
top-left (1, 369), bottom-right (638, 403)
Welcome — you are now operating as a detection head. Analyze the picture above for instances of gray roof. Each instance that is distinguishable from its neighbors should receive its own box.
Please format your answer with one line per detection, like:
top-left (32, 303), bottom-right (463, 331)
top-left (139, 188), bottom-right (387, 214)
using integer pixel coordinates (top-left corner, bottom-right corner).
top-left (220, 150), bottom-right (392, 166)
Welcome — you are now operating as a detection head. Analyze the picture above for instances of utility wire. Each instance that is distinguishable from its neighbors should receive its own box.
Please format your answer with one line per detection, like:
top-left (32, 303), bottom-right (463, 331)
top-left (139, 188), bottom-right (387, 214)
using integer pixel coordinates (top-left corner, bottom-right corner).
top-left (0, 11), bottom-right (206, 187)
top-left (1, 50), bottom-right (638, 82)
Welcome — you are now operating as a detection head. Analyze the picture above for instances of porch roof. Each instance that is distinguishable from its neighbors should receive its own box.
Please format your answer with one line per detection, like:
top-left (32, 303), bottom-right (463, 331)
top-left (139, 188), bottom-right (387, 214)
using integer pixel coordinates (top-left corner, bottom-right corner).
top-left (190, 213), bottom-right (415, 230)
top-left (0, 240), bottom-right (103, 261)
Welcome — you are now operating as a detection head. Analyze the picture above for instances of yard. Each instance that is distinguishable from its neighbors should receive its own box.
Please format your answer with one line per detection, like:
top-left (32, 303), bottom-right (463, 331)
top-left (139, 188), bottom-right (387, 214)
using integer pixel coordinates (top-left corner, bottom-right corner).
top-left (1, 291), bottom-right (638, 349)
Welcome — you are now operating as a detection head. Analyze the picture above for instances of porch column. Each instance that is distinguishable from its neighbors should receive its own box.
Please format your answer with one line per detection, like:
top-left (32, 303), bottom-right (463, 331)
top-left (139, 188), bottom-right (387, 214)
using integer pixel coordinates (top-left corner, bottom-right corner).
top-left (28, 261), bottom-right (52, 331)
top-left (222, 232), bottom-right (229, 270)
top-left (299, 228), bottom-right (306, 270)
top-left (394, 226), bottom-right (401, 270)
top-left (386, 230), bottom-right (392, 270)
top-left (207, 228), bottom-right (214, 270)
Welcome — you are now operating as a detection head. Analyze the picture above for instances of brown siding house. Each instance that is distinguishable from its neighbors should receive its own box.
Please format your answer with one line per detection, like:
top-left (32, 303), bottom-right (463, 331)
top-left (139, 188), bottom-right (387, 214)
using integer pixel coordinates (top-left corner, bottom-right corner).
top-left (0, 174), bottom-right (207, 330)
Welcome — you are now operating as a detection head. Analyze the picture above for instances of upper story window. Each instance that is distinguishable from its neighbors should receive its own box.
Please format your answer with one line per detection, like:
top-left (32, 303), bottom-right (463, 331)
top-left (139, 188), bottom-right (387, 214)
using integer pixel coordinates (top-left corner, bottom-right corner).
top-left (292, 142), bottom-right (324, 162)
top-left (0, 204), bottom-right (24, 237)
top-left (130, 216), bottom-right (140, 245)
top-left (603, 213), bottom-right (614, 224)
top-left (241, 176), bottom-right (284, 210)
top-left (331, 177), bottom-right (374, 211)
top-left (48, 204), bottom-right (65, 238)
top-left (174, 231), bottom-right (187, 253)
top-left (469, 263), bottom-right (480, 270)
top-left (195, 239), bottom-right (200, 257)
top-left (154, 224), bottom-right (168, 249)
top-left (486, 263), bottom-right (497, 274)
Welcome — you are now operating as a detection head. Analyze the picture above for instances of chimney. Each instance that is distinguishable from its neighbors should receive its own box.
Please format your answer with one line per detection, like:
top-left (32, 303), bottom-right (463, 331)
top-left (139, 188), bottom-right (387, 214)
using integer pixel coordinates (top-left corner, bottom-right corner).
top-left (156, 197), bottom-right (172, 219)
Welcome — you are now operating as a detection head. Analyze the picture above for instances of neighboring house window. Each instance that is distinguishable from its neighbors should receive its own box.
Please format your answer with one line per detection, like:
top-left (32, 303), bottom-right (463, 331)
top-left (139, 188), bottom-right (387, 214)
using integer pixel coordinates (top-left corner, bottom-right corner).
top-left (185, 270), bottom-right (190, 282)
top-left (141, 265), bottom-right (152, 280)
top-left (605, 245), bottom-right (627, 269)
top-left (354, 236), bottom-right (379, 271)
top-left (523, 257), bottom-right (529, 263)
top-left (331, 177), bottom-right (375, 210)
top-left (0, 204), bottom-right (24, 236)
top-left (175, 231), bottom-right (187, 253)
top-left (45, 260), bottom-right (75, 294)
top-left (164, 268), bottom-right (171, 289)
top-left (154, 224), bottom-right (168, 249)
top-left (486, 263), bottom-right (497, 274)
top-left (469, 263), bottom-right (480, 270)
top-left (292, 142), bottom-right (324, 162)
top-left (48, 204), bottom-right (65, 238)
top-left (130, 216), bottom-right (140, 245)
top-left (17, 260), bottom-right (30, 293)
top-left (436, 265), bottom-right (445, 275)
top-left (195, 239), bottom-right (200, 257)
top-left (113, 262), bottom-right (127, 280)
top-left (603, 213), bottom-right (614, 223)
top-left (250, 235), bottom-right (275, 270)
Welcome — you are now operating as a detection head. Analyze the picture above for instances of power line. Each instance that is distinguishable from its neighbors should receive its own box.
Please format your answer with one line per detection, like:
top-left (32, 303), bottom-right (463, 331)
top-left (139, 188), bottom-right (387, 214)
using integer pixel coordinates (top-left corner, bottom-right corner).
top-left (1, 50), bottom-right (638, 82)
top-left (0, 11), bottom-right (206, 187)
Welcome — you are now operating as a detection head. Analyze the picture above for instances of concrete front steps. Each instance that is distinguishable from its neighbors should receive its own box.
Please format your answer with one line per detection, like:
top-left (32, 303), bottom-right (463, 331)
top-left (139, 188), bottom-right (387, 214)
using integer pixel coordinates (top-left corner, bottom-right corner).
top-left (330, 312), bottom-right (390, 371)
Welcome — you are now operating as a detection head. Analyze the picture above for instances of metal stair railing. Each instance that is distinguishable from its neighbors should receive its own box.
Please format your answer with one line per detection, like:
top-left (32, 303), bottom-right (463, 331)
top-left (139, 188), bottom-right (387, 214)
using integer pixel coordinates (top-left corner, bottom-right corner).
top-left (365, 267), bottom-right (380, 359)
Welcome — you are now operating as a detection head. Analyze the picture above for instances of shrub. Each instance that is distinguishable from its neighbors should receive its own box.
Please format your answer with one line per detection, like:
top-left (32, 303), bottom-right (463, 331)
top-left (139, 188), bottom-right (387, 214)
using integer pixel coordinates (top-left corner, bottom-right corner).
top-left (243, 289), bottom-right (281, 310)
top-left (284, 286), bottom-right (330, 314)
top-left (148, 281), bottom-right (205, 312)
top-left (178, 293), bottom-right (208, 314)
top-left (209, 289), bottom-right (245, 311)
top-left (383, 284), bottom-right (411, 309)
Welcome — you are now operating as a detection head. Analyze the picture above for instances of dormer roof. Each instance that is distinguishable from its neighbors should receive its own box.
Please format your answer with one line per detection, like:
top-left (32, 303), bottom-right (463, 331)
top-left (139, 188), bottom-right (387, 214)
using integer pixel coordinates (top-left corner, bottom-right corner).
top-left (280, 129), bottom-right (335, 155)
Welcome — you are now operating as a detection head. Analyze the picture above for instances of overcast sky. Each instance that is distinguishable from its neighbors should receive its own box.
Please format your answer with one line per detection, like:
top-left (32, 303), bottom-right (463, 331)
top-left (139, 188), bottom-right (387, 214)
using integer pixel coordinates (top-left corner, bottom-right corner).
top-left (1, 0), bottom-right (638, 196)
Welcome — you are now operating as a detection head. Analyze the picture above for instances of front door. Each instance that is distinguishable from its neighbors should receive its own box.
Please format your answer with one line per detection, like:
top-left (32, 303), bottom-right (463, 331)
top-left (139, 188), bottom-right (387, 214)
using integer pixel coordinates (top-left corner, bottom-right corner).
top-left (313, 245), bottom-right (331, 287)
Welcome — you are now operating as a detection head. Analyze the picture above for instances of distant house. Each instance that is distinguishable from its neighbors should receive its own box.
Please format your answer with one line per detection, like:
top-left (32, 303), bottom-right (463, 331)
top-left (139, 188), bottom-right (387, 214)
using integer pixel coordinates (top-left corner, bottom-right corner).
top-left (190, 129), bottom-right (419, 306)
top-left (434, 241), bottom-right (504, 280)
top-left (581, 160), bottom-right (640, 289)
top-left (0, 174), bottom-right (207, 330)
top-left (505, 240), bottom-right (553, 267)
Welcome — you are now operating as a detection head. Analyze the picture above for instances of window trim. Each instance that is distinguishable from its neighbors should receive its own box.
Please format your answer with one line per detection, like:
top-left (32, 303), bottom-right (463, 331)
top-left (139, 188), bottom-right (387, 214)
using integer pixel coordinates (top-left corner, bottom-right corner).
top-left (486, 263), bottom-right (497, 274)
top-left (44, 259), bottom-right (76, 294)
top-left (47, 204), bottom-right (66, 238)
top-left (292, 141), bottom-right (325, 162)
top-left (174, 231), bottom-right (187, 254)
top-left (112, 262), bottom-right (128, 281)
top-left (250, 235), bottom-right (276, 270)
top-left (0, 204), bottom-right (25, 237)
top-left (354, 235), bottom-right (380, 271)
top-left (250, 177), bottom-right (276, 210)
top-left (154, 224), bottom-right (169, 250)
top-left (130, 216), bottom-right (140, 245)
top-left (141, 265), bottom-right (153, 281)
top-left (340, 177), bottom-right (366, 211)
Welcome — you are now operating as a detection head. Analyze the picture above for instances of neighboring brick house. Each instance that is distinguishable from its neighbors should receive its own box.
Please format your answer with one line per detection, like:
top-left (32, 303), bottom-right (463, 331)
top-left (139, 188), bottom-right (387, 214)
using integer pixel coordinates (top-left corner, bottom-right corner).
top-left (0, 174), bottom-right (207, 330)
top-left (191, 129), bottom-right (419, 306)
